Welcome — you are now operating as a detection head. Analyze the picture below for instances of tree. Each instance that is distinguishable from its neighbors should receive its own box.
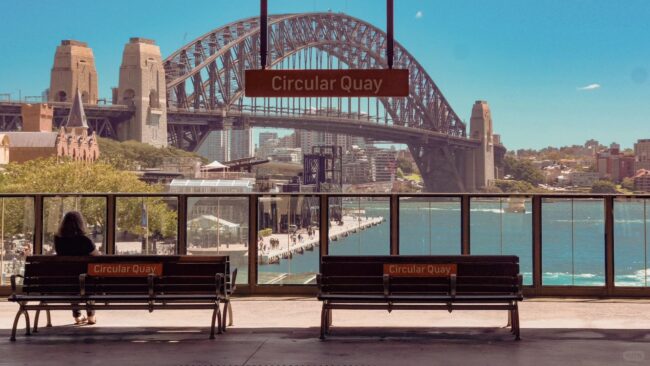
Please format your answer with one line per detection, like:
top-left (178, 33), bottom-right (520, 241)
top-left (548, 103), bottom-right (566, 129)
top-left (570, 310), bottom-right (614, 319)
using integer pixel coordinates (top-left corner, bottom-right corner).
top-left (396, 157), bottom-right (414, 175)
top-left (493, 179), bottom-right (537, 193)
top-left (0, 157), bottom-right (177, 241)
top-left (98, 138), bottom-right (206, 170)
top-left (621, 177), bottom-right (635, 191)
top-left (591, 180), bottom-right (617, 193)
top-left (504, 156), bottom-right (544, 185)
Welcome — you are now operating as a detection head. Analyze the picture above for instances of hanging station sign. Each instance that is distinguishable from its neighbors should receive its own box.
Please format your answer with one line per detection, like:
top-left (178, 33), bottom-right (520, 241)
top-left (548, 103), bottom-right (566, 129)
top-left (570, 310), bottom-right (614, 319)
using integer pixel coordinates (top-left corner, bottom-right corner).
top-left (245, 69), bottom-right (409, 98)
top-left (247, 0), bottom-right (408, 98)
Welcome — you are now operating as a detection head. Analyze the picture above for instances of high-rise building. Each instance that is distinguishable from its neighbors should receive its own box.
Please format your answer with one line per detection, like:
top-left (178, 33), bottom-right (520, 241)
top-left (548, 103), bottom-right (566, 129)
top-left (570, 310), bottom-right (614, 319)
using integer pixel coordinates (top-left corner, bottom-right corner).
top-left (634, 139), bottom-right (650, 171)
top-left (198, 131), bottom-right (230, 162)
top-left (597, 146), bottom-right (635, 182)
top-left (198, 128), bottom-right (253, 162)
top-left (367, 146), bottom-right (397, 182)
top-left (259, 132), bottom-right (278, 149)
top-left (231, 128), bottom-right (254, 160)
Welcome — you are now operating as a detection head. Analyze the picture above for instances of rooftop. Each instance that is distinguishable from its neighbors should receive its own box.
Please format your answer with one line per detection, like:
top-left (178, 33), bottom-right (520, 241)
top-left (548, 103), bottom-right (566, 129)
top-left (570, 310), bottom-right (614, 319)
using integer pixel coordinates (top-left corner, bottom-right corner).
top-left (1, 298), bottom-right (649, 365)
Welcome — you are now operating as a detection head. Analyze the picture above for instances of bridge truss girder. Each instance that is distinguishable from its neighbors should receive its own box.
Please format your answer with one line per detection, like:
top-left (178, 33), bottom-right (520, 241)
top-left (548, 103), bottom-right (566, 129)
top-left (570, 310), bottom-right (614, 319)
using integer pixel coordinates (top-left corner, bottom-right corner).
top-left (164, 12), bottom-right (467, 138)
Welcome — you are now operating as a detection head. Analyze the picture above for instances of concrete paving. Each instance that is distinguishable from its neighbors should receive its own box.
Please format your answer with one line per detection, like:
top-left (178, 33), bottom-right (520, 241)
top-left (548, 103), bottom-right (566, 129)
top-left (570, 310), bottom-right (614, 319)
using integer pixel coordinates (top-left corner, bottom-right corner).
top-left (1, 297), bottom-right (649, 366)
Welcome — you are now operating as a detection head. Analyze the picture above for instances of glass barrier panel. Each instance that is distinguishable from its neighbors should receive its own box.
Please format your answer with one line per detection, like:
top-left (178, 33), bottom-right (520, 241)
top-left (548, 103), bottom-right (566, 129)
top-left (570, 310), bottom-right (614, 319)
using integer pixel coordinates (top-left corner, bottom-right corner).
top-left (0, 197), bottom-right (34, 286)
top-left (328, 196), bottom-right (390, 256)
top-left (257, 195), bottom-right (320, 285)
top-left (187, 196), bottom-right (249, 285)
top-left (470, 197), bottom-right (533, 285)
top-left (115, 196), bottom-right (178, 255)
top-left (614, 198), bottom-right (648, 287)
top-left (399, 197), bottom-right (460, 255)
top-left (542, 198), bottom-right (605, 286)
top-left (42, 196), bottom-right (106, 255)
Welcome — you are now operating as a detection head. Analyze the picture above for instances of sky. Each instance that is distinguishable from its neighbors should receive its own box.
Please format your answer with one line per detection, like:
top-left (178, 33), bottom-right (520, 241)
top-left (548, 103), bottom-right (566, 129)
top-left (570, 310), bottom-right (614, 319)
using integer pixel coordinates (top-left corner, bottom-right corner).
top-left (0, 0), bottom-right (649, 150)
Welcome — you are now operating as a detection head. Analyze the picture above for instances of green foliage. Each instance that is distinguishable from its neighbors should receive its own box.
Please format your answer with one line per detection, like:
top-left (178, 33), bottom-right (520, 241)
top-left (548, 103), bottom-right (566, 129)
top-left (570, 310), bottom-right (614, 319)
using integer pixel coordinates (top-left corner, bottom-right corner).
top-left (0, 157), bottom-right (177, 239)
top-left (621, 177), bottom-right (635, 191)
top-left (493, 179), bottom-right (537, 193)
top-left (504, 156), bottom-right (544, 185)
top-left (258, 228), bottom-right (273, 237)
top-left (98, 137), bottom-right (206, 169)
top-left (396, 157), bottom-right (414, 175)
top-left (590, 179), bottom-right (617, 193)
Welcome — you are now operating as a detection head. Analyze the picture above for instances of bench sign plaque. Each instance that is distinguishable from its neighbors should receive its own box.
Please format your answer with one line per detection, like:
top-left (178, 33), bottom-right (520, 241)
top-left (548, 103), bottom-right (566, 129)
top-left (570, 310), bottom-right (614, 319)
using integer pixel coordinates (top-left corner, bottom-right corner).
top-left (245, 69), bottom-right (409, 98)
top-left (88, 263), bottom-right (163, 277)
top-left (384, 264), bottom-right (457, 277)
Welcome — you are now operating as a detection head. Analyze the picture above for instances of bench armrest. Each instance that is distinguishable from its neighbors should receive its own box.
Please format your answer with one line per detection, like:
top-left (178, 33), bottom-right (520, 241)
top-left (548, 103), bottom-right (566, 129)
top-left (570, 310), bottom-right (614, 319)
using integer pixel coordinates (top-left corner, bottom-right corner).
top-left (10, 274), bottom-right (23, 296)
top-left (79, 274), bottom-right (87, 296)
top-left (516, 274), bottom-right (523, 297)
top-left (383, 274), bottom-right (390, 297)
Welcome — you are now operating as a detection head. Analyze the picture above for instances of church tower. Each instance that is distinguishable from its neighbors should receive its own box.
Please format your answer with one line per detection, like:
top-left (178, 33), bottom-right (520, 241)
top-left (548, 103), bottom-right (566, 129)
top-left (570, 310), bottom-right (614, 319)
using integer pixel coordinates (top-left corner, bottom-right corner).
top-left (116, 38), bottom-right (168, 147)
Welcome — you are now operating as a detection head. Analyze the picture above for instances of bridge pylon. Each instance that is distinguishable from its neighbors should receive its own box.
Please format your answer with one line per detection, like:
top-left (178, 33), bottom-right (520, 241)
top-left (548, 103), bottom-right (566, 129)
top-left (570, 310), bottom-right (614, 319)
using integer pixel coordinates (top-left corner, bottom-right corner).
top-left (116, 38), bottom-right (168, 147)
top-left (49, 40), bottom-right (98, 104)
top-left (469, 100), bottom-right (495, 190)
top-left (410, 143), bottom-right (467, 193)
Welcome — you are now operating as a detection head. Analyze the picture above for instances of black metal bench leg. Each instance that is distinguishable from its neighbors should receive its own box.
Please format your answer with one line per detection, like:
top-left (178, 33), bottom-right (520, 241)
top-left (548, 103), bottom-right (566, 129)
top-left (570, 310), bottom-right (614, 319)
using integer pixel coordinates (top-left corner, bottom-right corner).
top-left (33, 308), bottom-right (41, 333)
top-left (319, 303), bottom-right (327, 340)
top-left (24, 310), bottom-right (32, 336)
top-left (10, 308), bottom-right (26, 341)
top-left (327, 308), bottom-right (332, 330)
top-left (507, 308), bottom-right (512, 329)
top-left (227, 301), bottom-right (233, 327)
top-left (210, 302), bottom-right (221, 339)
top-left (221, 300), bottom-right (232, 332)
top-left (46, 309), bottom-right (52, 327)
top-left (513, 303), bottom-right (521, 341)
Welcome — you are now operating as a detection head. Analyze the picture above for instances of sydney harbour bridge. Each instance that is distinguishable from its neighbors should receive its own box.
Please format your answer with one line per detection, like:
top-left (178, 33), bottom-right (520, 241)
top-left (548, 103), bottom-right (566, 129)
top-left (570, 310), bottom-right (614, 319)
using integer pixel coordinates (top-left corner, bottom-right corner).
top-left (0, 12), bottom-right (505, 192)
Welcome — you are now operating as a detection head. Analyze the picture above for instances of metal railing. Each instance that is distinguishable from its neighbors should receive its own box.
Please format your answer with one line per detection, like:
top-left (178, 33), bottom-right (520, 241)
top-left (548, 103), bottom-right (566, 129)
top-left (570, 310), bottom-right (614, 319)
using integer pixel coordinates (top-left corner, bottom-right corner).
top-left (1, 193), bottom-right (649, 297)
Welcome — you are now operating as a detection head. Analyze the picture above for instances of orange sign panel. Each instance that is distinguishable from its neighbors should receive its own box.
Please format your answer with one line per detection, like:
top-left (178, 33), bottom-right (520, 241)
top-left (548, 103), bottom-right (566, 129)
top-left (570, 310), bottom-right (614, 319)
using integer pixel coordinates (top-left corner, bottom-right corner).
top-left (384, 263), bottom-right (457, 277)
top-left (245, 69), bottom-right (409, 97)
top-left (87, 263), bottom-right (163, 277)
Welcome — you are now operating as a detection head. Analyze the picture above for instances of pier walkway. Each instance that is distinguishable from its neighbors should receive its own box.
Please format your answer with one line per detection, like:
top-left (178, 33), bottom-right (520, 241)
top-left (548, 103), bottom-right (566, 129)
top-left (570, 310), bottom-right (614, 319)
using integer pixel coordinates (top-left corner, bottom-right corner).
top-left (1, 298), bottom-right (649, 365)
top-left (259, 216), bottom-right (384, 264)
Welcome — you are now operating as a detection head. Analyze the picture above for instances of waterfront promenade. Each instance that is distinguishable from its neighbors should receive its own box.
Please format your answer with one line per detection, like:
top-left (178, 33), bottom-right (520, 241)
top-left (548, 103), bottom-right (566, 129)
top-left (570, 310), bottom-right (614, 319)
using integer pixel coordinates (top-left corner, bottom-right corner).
top-left (1, 298), bottom-right (649, 365)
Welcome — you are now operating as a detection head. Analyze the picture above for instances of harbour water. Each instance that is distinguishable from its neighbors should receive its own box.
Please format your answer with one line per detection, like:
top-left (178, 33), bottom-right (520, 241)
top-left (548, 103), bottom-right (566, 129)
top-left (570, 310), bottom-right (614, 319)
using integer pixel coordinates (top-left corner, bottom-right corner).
top-left (259, 198), bottom-right (650, 287)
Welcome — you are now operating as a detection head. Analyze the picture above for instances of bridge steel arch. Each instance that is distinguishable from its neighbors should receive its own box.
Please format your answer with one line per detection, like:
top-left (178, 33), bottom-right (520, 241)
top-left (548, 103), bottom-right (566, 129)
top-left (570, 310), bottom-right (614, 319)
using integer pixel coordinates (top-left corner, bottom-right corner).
top-left (164, 13), bottom-right (481, 192)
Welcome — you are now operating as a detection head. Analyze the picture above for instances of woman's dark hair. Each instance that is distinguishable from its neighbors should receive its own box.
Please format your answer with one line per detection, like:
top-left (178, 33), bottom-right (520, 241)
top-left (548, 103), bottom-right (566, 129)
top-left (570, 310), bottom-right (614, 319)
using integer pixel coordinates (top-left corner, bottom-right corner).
top-left (57, 211), bottom-right (87, 237)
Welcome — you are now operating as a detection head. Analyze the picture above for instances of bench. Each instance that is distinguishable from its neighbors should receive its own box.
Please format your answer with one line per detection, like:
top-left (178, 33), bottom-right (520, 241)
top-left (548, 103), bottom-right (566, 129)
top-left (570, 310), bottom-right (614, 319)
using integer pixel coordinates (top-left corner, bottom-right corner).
top-left (317, 255), bottom-right (523, 340)
top-left (8, 255), bottom-right (237, 341)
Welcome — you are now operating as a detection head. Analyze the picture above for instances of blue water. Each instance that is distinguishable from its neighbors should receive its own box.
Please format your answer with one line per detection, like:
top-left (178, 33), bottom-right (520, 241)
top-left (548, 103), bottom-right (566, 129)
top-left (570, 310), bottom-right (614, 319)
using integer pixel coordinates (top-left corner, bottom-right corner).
top-left (259, 198), bottom-right (650, 287)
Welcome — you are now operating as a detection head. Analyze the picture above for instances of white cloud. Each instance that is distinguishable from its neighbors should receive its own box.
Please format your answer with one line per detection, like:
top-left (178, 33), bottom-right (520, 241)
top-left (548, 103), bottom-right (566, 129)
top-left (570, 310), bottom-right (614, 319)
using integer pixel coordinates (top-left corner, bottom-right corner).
top-left (577, 83), bottom-right (601, 91)
top-left (415, 11), bottom-right (423, 19)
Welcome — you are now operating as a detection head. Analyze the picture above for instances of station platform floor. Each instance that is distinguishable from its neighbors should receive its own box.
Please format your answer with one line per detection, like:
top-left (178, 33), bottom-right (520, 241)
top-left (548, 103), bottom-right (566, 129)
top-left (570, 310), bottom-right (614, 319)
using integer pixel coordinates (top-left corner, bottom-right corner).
top-left (1, 297), bottom-right (649, 366)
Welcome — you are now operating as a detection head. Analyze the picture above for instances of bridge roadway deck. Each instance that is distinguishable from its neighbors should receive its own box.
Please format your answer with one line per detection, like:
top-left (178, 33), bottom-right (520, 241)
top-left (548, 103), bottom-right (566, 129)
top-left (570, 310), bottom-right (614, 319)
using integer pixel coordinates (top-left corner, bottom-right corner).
top-left (1, 298), bottom-right (648, 365)
top-left (168, 108), bottom-right (482, 148)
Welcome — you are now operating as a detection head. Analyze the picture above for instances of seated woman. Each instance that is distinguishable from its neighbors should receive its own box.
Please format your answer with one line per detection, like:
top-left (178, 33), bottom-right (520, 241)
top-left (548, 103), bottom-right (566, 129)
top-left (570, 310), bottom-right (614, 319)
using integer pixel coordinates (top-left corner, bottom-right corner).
top-left (54, 211), bottom-right (100, 325)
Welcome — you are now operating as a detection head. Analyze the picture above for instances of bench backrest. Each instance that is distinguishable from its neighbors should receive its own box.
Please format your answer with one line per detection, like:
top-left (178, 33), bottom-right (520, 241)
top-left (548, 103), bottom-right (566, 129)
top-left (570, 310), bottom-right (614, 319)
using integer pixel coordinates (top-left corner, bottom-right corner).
top-left (22, 255), bottom-right (231, 296)
top-left (320, 255), bottom-right (521, 296)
